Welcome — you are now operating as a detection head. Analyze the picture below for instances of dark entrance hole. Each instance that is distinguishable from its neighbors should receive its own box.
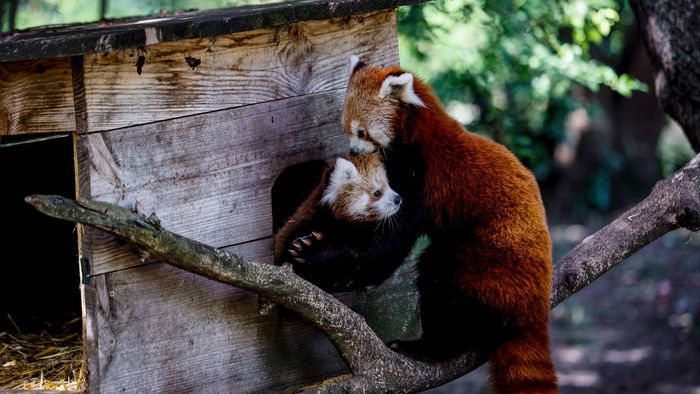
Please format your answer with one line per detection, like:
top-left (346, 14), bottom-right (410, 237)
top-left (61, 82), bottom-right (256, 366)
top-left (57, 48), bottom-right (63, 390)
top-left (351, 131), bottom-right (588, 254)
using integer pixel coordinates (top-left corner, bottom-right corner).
top-left (271, 159), bottom-right (329, 233)
top-left (0, 134), bottom-right (79, 331)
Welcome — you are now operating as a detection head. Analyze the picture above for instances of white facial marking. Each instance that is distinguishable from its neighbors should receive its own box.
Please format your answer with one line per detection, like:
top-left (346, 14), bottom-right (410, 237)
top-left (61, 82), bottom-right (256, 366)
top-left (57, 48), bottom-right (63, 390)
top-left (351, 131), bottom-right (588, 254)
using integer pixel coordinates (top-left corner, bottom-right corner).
top-left (320, 185), bottom-right (339, 206)
top-left (349, 136), bottom-right (376, 154)
top-left (348, 194), bottom-right (370, 218)
top-left (372, 189), bottom-right (401, 218)
top-left (351, 120), bottom-right (360, 134)
top-left (379, 73), bottom-right (425, 107)
top-left (367, 126), bottom-right (391, 147)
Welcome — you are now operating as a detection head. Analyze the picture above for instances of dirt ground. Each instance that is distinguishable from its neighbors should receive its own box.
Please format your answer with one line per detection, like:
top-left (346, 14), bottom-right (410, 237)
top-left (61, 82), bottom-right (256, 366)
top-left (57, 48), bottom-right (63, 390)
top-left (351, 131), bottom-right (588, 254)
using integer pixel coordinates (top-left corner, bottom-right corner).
top-left (428, 223), bottom-right (700, 394)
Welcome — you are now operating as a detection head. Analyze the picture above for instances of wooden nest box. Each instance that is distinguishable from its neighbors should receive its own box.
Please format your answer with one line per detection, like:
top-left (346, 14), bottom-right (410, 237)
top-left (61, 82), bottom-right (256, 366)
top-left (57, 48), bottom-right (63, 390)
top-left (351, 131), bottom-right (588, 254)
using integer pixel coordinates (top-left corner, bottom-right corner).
top-left (0, 0), bottom-right (424, 392)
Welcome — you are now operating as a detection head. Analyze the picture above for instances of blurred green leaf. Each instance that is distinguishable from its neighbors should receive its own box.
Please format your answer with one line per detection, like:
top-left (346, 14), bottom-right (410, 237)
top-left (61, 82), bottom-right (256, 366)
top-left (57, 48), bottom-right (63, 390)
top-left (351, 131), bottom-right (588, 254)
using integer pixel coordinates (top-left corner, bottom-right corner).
top-left (398, 0), bottom-right (646, 184)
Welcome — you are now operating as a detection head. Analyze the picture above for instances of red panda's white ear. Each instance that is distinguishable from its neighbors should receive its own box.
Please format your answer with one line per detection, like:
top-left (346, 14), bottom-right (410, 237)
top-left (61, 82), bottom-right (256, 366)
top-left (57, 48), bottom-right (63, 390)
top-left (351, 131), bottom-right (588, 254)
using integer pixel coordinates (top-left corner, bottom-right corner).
top-left (321, 158), bottom-right (359, 206)
top-left (349, 55), bottom-right (366, 76)
top-left (332, 157), bottom-right (359, 184)
top-left (379, 73), bottom-right (425, 107)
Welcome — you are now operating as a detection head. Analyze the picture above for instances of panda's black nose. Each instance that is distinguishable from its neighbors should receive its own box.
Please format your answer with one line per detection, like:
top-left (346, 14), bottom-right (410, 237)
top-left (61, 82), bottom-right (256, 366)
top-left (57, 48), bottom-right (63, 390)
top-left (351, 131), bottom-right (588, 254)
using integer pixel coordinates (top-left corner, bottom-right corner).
top-left (394, 195), bottom-right (402, 205)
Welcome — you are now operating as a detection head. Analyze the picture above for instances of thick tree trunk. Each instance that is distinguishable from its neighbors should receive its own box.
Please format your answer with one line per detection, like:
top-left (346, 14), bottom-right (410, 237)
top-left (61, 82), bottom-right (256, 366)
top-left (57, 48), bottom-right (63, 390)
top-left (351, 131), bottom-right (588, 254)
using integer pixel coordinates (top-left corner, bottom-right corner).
top-left (630, 0), bottom-right (700, 151)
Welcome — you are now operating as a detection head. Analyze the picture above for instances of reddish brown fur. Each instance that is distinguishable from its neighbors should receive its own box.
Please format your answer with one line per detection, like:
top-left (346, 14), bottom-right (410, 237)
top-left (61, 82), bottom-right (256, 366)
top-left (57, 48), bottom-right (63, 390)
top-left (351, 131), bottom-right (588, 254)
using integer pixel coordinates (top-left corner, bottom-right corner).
top-left (273, 166), bottom-right (329, 264)
top-left (343, 65), bottom-right (557, 393)
top-left (326, 153), bottom-right (396, 222)
top-left (273, 153), bottom-right (390, 262)
top-left (273, 153), bottom-right (419, 292)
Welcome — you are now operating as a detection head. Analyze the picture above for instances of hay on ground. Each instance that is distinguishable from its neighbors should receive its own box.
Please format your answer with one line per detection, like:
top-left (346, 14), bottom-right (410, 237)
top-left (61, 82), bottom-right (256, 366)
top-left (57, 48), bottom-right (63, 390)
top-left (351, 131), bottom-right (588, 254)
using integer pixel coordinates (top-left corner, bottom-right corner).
top-left (0, 316), bottom-right (85, 391)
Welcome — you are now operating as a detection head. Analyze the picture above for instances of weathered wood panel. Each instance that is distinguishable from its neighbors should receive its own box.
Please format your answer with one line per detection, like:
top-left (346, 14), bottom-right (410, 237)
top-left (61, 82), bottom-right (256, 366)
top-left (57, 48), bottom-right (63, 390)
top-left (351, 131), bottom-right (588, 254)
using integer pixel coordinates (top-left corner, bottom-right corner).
top-left (0, 0), bottom-right (426, 63)
top-left (85, 252), bottom-right (420, 394)
top-left (0, 58), bottom-right (75, 135)
top-left (79, 90), bottom-right (347, 275)
top-left (81, 269), bottom-right (101, 393)
top-left (88, 262), bottom-right (348, 394)
top-left (64, 6), bottom-right (406, 392)
top-left (80, 10), bottom-right (397, 132)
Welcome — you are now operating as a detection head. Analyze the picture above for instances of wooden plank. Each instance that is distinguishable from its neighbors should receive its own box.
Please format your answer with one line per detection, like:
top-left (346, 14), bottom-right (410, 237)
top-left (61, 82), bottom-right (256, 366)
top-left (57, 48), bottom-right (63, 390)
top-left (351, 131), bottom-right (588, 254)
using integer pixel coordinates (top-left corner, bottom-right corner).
top-left (81, 271), bottom-right (101, 394)
top-left (82, 236), bottom-right (273, 277)
top-left (0, 0), bottom-right (426, 63)
top-left (79, 90), bottom-right (348, 275)
top-left (88, 262), bottom-right (348, 394)
top-left (86, 253), bottom-right (420, 394)
top-left (1, 390), bottom-right (83, 394)
top-left (80, 10), bottom-right (398, 132)
top-left (0, 58), bottom-right (75, 135)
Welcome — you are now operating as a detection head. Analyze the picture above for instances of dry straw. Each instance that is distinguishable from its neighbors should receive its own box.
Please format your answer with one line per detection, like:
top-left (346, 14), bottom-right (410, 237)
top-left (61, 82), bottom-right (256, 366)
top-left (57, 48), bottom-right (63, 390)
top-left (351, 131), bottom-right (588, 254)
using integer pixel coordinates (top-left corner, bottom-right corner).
top-left (1, 315), bottom-right (85, 391)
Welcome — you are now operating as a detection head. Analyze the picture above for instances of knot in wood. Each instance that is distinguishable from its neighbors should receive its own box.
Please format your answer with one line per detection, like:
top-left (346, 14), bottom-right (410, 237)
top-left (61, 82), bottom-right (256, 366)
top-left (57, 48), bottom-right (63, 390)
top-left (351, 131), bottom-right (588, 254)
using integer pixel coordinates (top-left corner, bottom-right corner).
top-left (565, 272), bottom-right (578, 288)
top-left (677, 206), bottom-right (700, 231)
top-left (279, 23), bottom-right (314, 90)
top-left (135, 55), bottom-right (146, 75)
top-left (185, 56), bottom-right (201, 70)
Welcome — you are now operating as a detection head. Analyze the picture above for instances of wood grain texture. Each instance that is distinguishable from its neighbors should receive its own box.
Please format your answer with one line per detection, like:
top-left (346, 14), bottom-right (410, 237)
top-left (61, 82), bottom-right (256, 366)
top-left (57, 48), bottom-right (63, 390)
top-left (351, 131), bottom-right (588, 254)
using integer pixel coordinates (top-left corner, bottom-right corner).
top-left (82, 272), bottom-right (101, 394)
top-left (79, 90), bottom-right (348, 275)
top-left (84, 252), bottom-right (421, 394)
top-left (0, 58), bottom-right (75, 135)
top-left (65, 9), bottom-right (404, 392)
top-left (88, 262), bottom-right (348, 394)
top-left (80, 10), bottom-right (397, 132)
top-left (0, 0), bottom-right (425, 63)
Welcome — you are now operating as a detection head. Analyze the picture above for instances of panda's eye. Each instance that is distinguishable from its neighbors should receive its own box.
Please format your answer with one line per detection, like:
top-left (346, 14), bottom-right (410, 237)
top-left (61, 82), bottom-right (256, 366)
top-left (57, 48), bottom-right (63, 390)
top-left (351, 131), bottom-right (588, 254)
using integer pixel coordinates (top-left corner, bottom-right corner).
top-left (358, 129), bottom-right (366, 139)
top-left (373, 190), bottom-right (382, 197)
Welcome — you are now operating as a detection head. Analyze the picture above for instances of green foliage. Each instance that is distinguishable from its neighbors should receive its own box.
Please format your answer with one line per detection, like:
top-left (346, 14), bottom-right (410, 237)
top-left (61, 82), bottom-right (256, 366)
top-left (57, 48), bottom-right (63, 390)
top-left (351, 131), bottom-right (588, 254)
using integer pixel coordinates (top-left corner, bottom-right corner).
top-left (2, 0), bottom-right (279, 31)
top-left (398, 0), bottom-right (645, 179)
top-left (657, 121), bottom-right (695, 177)
top-left (9, 0), bottom-right (99, 30)
top-left (105, 0), bottom-right (280, 19)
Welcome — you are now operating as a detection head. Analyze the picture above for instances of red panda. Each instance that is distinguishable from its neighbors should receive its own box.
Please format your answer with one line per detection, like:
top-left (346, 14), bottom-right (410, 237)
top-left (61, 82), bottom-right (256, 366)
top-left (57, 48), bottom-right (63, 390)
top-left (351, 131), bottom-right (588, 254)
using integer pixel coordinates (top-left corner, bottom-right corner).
top-left (273, 153), bottom-right (421, 292)
top-left (341, 57), bottom-right (558, 394)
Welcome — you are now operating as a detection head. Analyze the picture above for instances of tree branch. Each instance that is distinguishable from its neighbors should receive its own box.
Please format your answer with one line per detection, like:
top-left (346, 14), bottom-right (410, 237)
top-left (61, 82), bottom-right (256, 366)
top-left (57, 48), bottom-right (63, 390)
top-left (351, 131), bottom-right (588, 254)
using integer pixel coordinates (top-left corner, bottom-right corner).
top-left (23, 195), bottom-right (479, 393)
top-left (25, 153), bottom-right (699, 393)
top-left (552, 153), bottom-right (700, 306)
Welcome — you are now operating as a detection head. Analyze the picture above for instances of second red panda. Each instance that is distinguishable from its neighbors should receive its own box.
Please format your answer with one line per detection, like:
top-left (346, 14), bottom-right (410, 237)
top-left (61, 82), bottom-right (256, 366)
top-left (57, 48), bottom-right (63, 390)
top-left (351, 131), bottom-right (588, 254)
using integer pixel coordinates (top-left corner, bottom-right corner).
top-left (274, 153), bottom-right (421, 291)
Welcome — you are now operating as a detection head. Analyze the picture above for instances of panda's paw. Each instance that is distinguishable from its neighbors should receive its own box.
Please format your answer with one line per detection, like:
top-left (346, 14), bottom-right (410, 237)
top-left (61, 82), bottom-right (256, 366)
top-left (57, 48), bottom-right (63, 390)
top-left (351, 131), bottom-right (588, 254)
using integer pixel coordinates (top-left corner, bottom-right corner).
top-left (288, 231), bottom-right (324, 263)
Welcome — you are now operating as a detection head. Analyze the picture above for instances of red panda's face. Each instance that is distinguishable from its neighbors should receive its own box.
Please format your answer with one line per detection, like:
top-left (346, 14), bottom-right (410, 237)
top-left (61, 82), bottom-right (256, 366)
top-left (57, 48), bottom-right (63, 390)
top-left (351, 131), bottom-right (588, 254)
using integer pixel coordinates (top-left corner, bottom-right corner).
top-left (342, 68), bottom-right (396, 155)
top-left (320, 153), bottom-right (402, 222)
top-left (341, 57), bottom-right (425, 155)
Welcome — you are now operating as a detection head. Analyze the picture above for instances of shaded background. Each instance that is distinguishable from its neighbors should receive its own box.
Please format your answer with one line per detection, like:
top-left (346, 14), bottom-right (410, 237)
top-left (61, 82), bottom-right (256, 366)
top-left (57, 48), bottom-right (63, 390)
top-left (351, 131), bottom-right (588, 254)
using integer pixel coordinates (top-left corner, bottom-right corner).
top-left (1, 0), bottom-right (698, 392)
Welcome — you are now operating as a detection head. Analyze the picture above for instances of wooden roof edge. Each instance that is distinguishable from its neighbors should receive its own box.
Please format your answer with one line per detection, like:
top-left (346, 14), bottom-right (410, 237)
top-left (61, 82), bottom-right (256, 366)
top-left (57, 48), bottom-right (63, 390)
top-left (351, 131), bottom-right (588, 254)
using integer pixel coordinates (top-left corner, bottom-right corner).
top-left (0, 0), bottom-right (428, 64)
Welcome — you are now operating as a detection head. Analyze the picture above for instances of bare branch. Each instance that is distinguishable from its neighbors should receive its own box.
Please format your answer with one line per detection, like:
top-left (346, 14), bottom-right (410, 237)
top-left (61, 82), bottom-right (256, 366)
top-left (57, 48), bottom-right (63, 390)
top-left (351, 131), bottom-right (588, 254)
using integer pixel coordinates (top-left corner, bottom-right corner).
top-left (24, 153), bottom-right (699, 392)
top-left (23, 195), bottom-right (482, 392)
top-left (23, 196), bottom-right (384, 370)
top-left (551, 153), bottom-right (700, 306)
